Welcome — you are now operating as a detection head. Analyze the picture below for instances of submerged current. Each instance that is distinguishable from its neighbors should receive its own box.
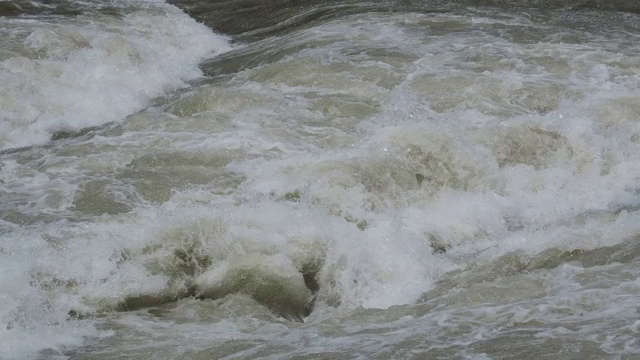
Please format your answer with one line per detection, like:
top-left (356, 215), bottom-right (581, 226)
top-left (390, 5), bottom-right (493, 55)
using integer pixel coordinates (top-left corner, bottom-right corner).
top-left (1, 0), bottom-right (640, 359)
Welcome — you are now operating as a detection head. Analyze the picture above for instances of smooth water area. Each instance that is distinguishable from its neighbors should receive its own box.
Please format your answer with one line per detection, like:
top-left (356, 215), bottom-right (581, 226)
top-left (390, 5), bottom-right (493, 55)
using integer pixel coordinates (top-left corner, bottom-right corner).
top-left (1, 0), bottom-right (640, 359)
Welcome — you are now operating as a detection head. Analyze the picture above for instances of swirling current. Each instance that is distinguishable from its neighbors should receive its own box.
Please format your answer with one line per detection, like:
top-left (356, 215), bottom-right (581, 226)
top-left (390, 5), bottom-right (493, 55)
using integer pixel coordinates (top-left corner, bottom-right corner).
top-left (1, 0), bottom-right (640, 359)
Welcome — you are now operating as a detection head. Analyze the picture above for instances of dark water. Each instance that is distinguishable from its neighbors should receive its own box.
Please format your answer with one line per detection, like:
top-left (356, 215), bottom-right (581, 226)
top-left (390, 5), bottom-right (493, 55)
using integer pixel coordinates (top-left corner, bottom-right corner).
top-left (169, 0), bottom-right (640, 39)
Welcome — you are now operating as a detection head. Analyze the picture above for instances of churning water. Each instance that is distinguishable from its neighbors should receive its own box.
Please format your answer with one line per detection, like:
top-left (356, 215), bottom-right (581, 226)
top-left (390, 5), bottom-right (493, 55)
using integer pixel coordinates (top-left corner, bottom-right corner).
top-left (1, 0), bottom-right (640, 359)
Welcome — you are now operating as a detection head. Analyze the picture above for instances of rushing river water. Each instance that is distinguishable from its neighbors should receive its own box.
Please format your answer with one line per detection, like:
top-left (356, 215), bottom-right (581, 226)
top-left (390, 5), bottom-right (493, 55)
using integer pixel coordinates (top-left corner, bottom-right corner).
top-left (1, 0), bottom-right (640, 359)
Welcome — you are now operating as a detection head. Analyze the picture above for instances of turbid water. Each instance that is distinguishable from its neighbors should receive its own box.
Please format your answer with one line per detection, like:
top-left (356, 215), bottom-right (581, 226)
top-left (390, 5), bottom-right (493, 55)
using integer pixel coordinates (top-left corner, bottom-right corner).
top-left (1, 0), bottom-right (640, 359)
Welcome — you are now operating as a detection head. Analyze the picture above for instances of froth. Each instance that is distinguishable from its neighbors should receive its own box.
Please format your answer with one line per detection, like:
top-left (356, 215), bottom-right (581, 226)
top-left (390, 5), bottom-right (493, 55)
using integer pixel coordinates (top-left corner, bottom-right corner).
top-left (0, 2), bottom-right (231, 150)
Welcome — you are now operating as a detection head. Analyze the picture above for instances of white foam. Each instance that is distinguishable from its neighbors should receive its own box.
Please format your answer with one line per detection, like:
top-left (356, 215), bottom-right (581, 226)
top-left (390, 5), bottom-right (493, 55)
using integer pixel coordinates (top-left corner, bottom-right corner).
top-left (0, 1), bottom-right (231, 150)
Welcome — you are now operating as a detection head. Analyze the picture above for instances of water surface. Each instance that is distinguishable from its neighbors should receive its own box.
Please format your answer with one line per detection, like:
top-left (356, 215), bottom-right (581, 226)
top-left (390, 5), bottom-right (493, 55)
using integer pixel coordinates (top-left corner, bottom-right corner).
top-left (1, 1), bottom-right (640, 359)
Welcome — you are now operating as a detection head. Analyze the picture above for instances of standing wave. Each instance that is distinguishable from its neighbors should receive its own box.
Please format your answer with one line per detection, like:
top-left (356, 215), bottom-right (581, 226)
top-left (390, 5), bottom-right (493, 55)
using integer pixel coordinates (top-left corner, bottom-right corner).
top-left (0, 0), bottom-right (231, 151)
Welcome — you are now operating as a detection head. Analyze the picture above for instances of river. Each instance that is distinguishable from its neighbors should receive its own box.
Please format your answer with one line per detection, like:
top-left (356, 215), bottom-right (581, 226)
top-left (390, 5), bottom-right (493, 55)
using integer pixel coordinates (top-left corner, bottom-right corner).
top-left (1, 0), bottom-right (639, 359)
